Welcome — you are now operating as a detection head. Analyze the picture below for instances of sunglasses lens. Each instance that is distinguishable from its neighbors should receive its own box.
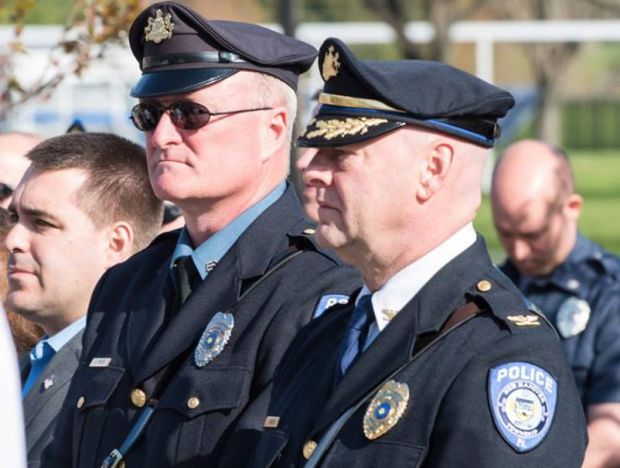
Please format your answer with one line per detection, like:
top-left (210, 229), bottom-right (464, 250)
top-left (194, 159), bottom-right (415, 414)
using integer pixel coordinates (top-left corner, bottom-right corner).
top-left (131, 103), bottom-right (161, 131)
top-left (130, 102), bottom-right (211, 131)
top-left (171, 102), bottom-right (211, 130)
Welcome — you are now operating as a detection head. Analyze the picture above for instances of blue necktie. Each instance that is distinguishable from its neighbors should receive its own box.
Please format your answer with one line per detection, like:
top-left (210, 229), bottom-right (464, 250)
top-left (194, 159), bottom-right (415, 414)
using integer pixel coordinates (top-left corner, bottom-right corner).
top-left (22, 341), bottom-right (55, 398)
top-left (338, 294), bottom-right (375, 380)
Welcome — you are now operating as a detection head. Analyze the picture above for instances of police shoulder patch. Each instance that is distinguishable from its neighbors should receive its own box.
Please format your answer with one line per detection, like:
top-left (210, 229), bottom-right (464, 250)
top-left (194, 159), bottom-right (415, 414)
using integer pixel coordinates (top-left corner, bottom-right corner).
top-left (488, 362), bottom-right (557, 452)
top-left (313, 294), bottom-right (349, 318)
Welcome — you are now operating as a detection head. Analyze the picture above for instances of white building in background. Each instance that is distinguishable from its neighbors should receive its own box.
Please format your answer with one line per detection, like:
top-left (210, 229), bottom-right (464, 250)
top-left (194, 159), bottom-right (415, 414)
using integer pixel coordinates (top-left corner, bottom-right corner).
top-left (4, 20), bottom-right (620, 142)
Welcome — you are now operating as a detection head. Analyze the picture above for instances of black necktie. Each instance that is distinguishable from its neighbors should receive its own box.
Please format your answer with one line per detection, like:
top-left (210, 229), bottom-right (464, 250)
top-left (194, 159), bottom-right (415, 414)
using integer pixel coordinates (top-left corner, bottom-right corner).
top-left (174, 255), bottom-right (200, 307)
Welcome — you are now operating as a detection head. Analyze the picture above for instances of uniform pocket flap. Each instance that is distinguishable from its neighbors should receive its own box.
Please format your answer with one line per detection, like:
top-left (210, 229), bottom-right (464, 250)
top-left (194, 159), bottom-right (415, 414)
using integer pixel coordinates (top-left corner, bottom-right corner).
top-left (78, 366), bottom-right (126, 411)
top-left (157, 365), bottom-right (250, 417)
top-left (251, 429), bottom-right (289, 467)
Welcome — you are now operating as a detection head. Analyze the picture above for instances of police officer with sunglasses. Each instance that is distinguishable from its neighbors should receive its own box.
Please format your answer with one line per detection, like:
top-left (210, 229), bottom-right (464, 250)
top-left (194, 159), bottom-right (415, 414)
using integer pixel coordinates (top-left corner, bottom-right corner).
top-left (42, 3), bottom-right (360, 468)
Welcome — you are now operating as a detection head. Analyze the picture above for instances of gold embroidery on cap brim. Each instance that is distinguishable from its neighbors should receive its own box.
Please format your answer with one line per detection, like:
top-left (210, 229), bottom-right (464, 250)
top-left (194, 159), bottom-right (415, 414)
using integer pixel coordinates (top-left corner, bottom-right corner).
top-left (304, 117), bottom-right (388, 140)
top-left (322, 46), bottom-right (341, 81)
top-left (145, 9), bottom-right (175, 44)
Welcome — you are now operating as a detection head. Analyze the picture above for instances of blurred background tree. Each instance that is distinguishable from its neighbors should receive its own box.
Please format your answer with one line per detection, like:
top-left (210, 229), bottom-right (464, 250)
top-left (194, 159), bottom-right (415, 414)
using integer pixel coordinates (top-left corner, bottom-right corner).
top-left (0, 0), bottom-right (140, 121)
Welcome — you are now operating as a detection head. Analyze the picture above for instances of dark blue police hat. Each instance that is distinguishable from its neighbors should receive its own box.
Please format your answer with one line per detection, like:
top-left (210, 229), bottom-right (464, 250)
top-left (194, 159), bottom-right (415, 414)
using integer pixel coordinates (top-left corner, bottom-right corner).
top-left (128, 1), bottom-right (317, 97)
top-left (298, 38), bottom-right (515, 148)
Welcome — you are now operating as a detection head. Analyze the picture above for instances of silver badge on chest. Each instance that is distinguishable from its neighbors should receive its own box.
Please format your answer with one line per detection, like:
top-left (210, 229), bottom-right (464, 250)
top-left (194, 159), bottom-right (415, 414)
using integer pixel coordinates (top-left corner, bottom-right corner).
top-left (556, 297), bottom-right (590, 338)
top-left (194, 312), bottom-right (234, 367)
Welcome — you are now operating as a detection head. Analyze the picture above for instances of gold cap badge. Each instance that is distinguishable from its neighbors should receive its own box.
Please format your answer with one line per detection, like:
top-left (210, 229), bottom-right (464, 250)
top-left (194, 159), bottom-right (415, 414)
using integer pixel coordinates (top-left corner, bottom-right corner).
top-left (322, 45), bottom-right (341, 81)
top-left (363, 380), bottom-right (410, 440)
top-left (145, 9), bottom-right (175, 44)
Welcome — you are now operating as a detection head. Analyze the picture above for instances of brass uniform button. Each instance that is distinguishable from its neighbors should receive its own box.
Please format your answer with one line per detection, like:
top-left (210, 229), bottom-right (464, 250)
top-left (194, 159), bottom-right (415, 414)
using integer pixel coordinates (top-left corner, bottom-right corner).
top-left (187, 397), bottom-right (200, 409)
top-left (476, 280), bottom-right (492, 292)
top-left (118, 461), bottom-right (126, 468)
top-left (303, 228), bottom-right (316, 235)
top-left (303, 440), bottom-right (317, 460)
top-left (130, 388), bottom-right (147, 408)
top-left (76, 396), bottom-right (85, 408)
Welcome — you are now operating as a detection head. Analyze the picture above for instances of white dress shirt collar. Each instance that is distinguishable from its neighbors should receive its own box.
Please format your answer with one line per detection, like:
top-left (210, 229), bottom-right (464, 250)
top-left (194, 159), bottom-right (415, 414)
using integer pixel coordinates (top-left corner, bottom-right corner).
top-left (358, 223), bottom-right (477, 331)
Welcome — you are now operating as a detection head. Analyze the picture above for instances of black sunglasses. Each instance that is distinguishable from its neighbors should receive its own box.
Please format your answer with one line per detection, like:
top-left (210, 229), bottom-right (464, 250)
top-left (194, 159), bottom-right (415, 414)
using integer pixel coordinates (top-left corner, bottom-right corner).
top-left (0, 183), bottom-right (13, 200)
top-left (130, 101), bottom-right (273, 132)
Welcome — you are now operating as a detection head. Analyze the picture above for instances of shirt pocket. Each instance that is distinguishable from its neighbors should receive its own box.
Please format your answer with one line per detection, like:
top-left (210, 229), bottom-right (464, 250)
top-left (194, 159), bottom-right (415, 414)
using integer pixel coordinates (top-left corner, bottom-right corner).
top-left (73, 366), bottom-right (126, 466)
top-left (156, 365), bottom-right (250, 417)
top-left (323, 439), bottom-right (427, 468)
top-left (150, 365), bottom-right (251, 463)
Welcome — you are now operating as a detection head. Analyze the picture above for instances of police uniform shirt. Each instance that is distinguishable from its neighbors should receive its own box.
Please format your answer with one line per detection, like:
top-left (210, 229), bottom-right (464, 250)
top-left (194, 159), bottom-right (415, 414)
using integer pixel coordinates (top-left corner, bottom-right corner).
top-left (41, 184), bottom-right (360, 468)
top-left (502, 232), bottom-right (620, 406)
top-left (252, 236), bottom-right (587, 468)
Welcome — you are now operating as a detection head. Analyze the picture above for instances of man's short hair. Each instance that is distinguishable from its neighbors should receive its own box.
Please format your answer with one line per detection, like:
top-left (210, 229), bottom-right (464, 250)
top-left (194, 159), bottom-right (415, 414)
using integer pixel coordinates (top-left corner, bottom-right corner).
top-left (26, 133), bottom-right (163, 251)
top-left (243, 72), bottom-right (298, 142)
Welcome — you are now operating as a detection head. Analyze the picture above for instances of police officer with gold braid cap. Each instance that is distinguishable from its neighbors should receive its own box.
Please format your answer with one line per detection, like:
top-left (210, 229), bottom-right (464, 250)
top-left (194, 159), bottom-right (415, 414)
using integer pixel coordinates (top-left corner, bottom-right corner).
top-left (246, 38), bottom-right (587, 467)
top-left (41, 4), bottom-right (360, 467)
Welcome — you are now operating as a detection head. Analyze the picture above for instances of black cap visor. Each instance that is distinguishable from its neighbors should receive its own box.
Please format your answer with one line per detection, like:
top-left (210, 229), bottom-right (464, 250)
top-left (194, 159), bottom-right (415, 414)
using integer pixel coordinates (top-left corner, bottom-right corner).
top-left (130, 68), bottom-right (238, 98)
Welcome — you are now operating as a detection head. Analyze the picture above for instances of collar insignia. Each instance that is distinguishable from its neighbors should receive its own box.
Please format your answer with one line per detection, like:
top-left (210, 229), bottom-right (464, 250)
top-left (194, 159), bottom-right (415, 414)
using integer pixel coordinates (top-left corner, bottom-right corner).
top-left (506, 314), bottom-right (541, 327)
top-left (145, 9), bottom-right (175, 44)
top-left (322, 45), bottom-right (341, 81)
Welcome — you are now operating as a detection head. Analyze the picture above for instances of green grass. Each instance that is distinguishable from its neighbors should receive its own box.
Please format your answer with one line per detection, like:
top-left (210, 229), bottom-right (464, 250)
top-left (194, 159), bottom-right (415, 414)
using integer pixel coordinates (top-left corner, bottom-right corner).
top-left (474, 149), bottom-right (620, 262)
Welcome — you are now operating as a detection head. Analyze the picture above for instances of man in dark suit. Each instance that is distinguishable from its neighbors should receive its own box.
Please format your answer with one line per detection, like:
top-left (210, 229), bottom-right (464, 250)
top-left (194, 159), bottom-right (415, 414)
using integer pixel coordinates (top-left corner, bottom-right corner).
top-left (248, 38), bottom-right (588, 467)
top-left (42, 3), bottom-right (359, 468)
top-left (5, 133), bottom-right (162, 468)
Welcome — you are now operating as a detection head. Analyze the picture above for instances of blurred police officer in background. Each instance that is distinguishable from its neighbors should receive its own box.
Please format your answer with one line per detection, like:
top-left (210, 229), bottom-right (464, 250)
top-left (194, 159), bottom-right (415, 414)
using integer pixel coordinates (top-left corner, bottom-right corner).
top-left (0, 132), bottom-right (41, 209)
top-left (43, 3), bottom-right (359, 467)
top-left (492, 139), bottom-right (620, 468)
top-left (248, 38), bottom-right (587, 467)
top-left (6, 132), bottom-right (162, 468)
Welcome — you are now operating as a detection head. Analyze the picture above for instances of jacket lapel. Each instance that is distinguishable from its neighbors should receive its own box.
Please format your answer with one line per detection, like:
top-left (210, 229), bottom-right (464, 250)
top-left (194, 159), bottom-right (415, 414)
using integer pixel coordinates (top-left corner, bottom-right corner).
top-left (23, 330), bottom-right (83, 428)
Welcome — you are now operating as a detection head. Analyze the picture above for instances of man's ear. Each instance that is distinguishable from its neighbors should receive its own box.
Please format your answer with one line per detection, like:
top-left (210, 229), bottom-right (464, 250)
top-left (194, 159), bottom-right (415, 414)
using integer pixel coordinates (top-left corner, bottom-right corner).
top-left (105, 221), bottom-right (134, 267)
top-left (260, 106), bottom-right (288, 162)
top-left (416, 141), bottom-right (455, 202)
top-left (563, 193), bottom-right (583, 221)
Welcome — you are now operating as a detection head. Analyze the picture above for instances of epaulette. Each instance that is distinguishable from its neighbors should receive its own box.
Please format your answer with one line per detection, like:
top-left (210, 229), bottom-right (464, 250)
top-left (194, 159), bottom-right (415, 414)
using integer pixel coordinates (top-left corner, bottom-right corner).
top-left (470, 267), bottom-right (556, 335)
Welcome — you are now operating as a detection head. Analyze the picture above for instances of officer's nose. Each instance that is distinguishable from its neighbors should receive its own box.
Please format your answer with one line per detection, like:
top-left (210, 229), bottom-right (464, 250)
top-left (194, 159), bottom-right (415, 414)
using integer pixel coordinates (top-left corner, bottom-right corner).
top-left (303, 149), bottom-right (333, 188)
top-left (147, 112), bottom-right (184, 150)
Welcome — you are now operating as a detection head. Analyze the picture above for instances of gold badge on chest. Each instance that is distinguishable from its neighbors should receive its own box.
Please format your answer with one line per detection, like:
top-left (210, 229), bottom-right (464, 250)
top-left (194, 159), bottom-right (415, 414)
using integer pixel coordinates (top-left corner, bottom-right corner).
top-left (363, 380), bottom-right (410, 440)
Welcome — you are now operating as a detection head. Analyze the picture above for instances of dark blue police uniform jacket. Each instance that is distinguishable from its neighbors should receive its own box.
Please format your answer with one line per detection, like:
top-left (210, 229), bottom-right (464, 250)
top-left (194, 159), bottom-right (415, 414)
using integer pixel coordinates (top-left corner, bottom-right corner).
top-left (41, 185), bottom-right (360, 468)
top-left (250, 237), bottom-right (587, 468)
top-left (502, 233), bottom-right (620, 406)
